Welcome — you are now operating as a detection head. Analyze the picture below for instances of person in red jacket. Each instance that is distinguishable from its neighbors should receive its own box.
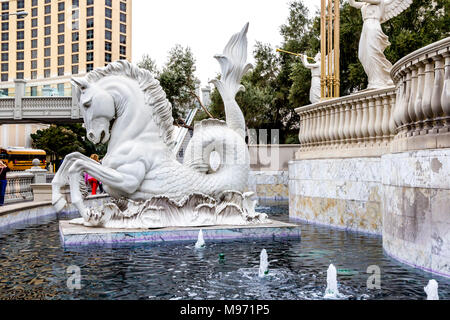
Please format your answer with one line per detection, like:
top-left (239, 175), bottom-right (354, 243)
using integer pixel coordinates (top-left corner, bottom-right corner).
top-left (84, 154), bottom-right (100, 195)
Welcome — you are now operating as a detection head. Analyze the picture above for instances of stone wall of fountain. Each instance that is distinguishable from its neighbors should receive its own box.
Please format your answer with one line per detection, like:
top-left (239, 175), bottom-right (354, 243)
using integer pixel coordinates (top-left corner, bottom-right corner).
top-left (289, 37), bottom-right (450, 277)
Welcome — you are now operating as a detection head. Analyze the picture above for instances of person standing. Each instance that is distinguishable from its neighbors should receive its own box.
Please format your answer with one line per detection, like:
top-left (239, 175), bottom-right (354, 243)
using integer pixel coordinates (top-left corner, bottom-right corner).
top-left (0, 161), bottom-right (10, 206)
top-left (85, 154), bottom-right (100, 195)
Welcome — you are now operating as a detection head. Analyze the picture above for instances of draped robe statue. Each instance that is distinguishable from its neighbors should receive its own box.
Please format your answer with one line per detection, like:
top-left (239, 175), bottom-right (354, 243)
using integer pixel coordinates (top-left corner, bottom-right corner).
top-left (349, 0), bottom-right (412, 89)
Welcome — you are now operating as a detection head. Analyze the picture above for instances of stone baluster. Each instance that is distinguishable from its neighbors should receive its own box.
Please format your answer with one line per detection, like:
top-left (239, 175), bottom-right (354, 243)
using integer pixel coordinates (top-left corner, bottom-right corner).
top-left (311, 109), bottom-right (319, 146)
top-left (407, 66), bottom-right (418, 133)
top-left (360, 99), bottom-right (369, 144)
top-left (367, 98), bottom-right (376, 144)
top-left (332, 103), bottom-right (340, 146)
top-left (401, 70), bottom-right (412, 131)
top-left (414, 62), bottom-right (425, 133)
top-left (342, 102), bottom-right (352, 145)
top-left (323, 107), bottom-right (331, 147)
top-left (393, 72), bottom-right (405, 128)
top-left (354, 100), bottom-right (363, 145)
top-left (298, 112), bottom-right (305, 145)
top-left (306, 111), bottom-right (313, 148)
top-left (389, 94), bottom-right (397, 137)
top-left (442, 52), bottom-right (450, 130)
top-left (337, 103), bottom-right (346, 146)
top-left (374, 96), bottom-right (384, 142)
top-left (349, 101), bottom-right (357, 145)
top-left (319, 108), bottom-right (327, 146)
top-left (328, 105), bottom-right (336, 147)
top-left (431, 55), bottom-right (445, 131)
top-left (421, 58), bottom-right (435, 131)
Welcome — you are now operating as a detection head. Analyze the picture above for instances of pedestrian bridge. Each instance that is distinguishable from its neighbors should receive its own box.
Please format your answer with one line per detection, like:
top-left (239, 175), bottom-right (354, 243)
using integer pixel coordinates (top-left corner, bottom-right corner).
top-left (0, 81), bottom-right (81, 124)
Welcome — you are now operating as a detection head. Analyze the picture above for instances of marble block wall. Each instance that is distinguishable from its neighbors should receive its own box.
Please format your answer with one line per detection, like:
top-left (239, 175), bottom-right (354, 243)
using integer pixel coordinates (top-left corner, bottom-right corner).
top-left (248, 171), bottom-right (289, 205)
top-left (382, 149), bottom-right (450, 278)
top-left (289, 157), bottom-right (382, 234)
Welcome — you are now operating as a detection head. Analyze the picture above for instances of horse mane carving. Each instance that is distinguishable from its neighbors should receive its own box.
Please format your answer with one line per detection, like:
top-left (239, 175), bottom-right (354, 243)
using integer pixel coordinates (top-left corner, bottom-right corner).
top-left (84, 60), bottom-right (175, 148)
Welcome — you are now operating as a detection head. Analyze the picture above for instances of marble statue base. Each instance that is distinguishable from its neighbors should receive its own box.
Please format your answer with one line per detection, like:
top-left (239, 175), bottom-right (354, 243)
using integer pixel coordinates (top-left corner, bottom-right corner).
top-left (59, 219), bottom-right (301, 246)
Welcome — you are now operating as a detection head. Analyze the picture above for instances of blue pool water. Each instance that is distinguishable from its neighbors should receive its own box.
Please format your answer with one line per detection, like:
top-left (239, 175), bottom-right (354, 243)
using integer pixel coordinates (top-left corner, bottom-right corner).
top-left (0, 206), bottom-right (448, 300)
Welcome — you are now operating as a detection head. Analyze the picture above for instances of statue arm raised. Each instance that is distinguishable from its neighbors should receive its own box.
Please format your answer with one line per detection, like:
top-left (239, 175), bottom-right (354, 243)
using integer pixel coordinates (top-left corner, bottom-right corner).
top-left (348, 0), bottom-right (364, 9)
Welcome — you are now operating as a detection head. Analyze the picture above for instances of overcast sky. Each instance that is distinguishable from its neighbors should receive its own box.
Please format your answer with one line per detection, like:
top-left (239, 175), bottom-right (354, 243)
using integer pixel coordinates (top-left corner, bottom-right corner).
top-left (132, 0), bottom-right (319, 87)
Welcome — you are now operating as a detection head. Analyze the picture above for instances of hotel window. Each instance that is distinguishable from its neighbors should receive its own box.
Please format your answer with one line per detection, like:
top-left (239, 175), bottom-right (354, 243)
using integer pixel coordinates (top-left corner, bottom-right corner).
top-left (16, 72), bottom-right (24, 79)
top-left (72, 32), bottom-right (79, 41)
top-left (120, 24), bottom-right (126, 34)
top-left (1, 3), bottom-right (9, 11)
top-left (87, 41), bottom-right (94, 50)
top-left (17, 51), bottom-right (24, 60)
top-left (58, 2), bottom-right (65, 11)
top-left (120, 46), bottom-right (126, 55)
top-left (17, 0), bottom-right (24, 9)
top-left (120, 56), bottom-right (126, 61)
top-left (72, 54), bottom-right (79, 63)
top-left (72, 43), bottom-right (79, 52)
top-left (72, 65), bottom-right (79, 75)
top-left (31, 39), bottom-right (37, 48)
top-left (31, 50), bottom-right (37, 59)
top-left (32, 0), bottom-right (38, 6)
top-left (87, 29), bottom-right (94, 39)
top-left (87, 18), bottom-right (94, 28)
top-left (1, 63), bottom-right (7, 72)
top-left (120, 2), bottom-right (126, 11)
top-left (1, 53), bottom-right (7, 60)
top-left (58, 23), bottom-right (64, 33)
top-left (31, 86), bottom-right (37, 96)
top-left (57, 83), bottom-right (65, 94)
top-left (1, 43), bottom-right (8, 51)
top-left (44, 37), bottom-right (51, 46)
top-left (44, 47), bottom-right (51, 57)
top-left (87, 7), bottom-right (94, 17)
top-left (87, 0), bottom-right (94, 5)
top-left (17, 31), bottom-right (24, 40)
top-left (16, 41), bottom-right (24, 50)
top-left (105, 8), bottom-right (112, 18)
top-left (105, 30), bottom-right (112, 41)
top-left (72, 0), bottom-right (79, 7)
top-left (45, 15), bottom-right (51, 25)
top-left (58, 46), bottom-right (64, 55)
top-left (106, 0), bottom-right (112, 7)
top-left (16, 62), bottom-right (24, 71)
top-left (58, 35), bottom-right (65, 44)
top-left (105, 42), bottom-right (112, 52)
top-left (32, 8), bottom-right (38, 17)
top-left (58, 66), bottom-right (64, 75)
top-left (32, 18), bottom-right (37, 27)
top-left (45, 5), bottom-right (51, 14)
top-left (105, 53), bottom-right (111, 62)
top-left (44, 58), bottom-right (50, 68)
top-left (31, 60), bottom-right (37, 69)
top-left (87, 63), bottom-right (93, 72)
top-left (44, 69), bottom-right (50, 78)
top-left (1, 74), bottom-right (7, 82)
top-left (120, 13), bottom-right (126, 23)
top-left (58, 13), bottom-right (65, 23)
top-left (45, 26), bottom-right (51, 35)
top-left (58, 57), bottom-right (64, 66)
top-left (1, 33), bottom-right (7, 41)
top-left (32, 29), bottom-right (38, 38)
top-left (87, 52), bottom-right (94, 62)
top-left (120, 35), bottom-right (126, 45)
top-left (105, 19), bottom-right (111, 29)
top-left (17, 20), bottom-right (24, 29)
top-left (1, 22), bottom-right (8, 31)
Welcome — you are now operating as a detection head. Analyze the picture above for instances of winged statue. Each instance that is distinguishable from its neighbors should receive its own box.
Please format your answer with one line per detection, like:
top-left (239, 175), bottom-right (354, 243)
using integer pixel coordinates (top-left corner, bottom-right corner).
top-left (348, 0), bottom-right (413, 89)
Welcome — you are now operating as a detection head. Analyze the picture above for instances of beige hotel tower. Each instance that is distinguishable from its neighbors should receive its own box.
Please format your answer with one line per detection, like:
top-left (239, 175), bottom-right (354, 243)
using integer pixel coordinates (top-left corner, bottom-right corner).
top-left (0, 0), bottom-right (132, 148)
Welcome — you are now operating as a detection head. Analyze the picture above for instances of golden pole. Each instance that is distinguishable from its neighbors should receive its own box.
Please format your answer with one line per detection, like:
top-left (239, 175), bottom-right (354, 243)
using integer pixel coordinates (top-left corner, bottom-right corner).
top-left (321, 0), bottom-right (326, 99)
top-left (334, 0), bottom-right (340, 97)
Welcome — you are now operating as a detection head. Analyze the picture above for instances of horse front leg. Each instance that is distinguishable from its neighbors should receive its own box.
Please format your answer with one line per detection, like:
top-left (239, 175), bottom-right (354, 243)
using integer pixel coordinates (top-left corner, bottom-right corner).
top-left (67, 159), bottom-right (146, 226)
top-left (52, 152), bottom-right (100, 212)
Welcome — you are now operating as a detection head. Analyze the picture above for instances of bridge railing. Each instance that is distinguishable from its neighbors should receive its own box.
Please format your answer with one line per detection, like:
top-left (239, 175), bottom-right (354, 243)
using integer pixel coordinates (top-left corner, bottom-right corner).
top-left (4, 172), bottom-right (34, 204)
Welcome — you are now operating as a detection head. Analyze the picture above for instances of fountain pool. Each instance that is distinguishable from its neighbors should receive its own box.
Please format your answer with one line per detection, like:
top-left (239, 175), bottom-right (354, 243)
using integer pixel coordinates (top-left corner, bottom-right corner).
top-left (0, 206), bottom-right (448, 300)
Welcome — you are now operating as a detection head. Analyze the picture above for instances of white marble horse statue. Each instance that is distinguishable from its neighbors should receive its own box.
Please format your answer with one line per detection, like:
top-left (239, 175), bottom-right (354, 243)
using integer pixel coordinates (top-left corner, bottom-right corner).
top-left (52, 23), bottom-right (267, 228)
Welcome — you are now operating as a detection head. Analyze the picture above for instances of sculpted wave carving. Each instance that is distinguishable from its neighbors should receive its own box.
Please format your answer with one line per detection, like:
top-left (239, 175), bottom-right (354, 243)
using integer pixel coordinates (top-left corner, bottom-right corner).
top-left (52, 23), bottom-right (268, 228)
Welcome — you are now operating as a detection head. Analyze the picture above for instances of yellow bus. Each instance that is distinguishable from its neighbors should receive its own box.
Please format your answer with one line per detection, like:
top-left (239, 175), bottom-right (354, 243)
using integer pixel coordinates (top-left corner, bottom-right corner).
top-left (0, 147), bottom-right (47, 171)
